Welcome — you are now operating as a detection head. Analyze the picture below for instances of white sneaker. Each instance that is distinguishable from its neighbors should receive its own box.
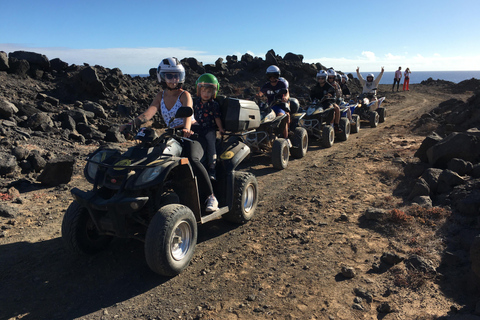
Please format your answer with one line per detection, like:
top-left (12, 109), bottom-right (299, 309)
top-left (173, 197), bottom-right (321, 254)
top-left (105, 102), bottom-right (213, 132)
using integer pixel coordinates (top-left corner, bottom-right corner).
top-left (205, 194), bottom-right (219, 212)
top-left (287, 139), bottom-right (292, 148)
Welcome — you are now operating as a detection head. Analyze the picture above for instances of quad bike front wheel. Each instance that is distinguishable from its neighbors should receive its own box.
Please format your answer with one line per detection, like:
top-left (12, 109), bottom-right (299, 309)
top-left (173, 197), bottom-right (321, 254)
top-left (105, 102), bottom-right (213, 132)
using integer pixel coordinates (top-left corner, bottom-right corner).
top-left (223, 172), bottom-right (258, 224)
top-left (378, 107), bottom-right (386, 123)
top-left (351, 114), bottom-right (361, 133)
top-left (322, 125), bottom-right (335, 148)
top-left (290, 127), bottom-right (308, 159)
top-left (61, 201), bottom-right (113, 255)
top-left (369, 111), bottom-right (379, 128)
top-left (272, 138), bottom-right (289, 170)
top-left (145, 204), bottom-right (197, 276)
top-left (337, 117), bottom-right (350, 142)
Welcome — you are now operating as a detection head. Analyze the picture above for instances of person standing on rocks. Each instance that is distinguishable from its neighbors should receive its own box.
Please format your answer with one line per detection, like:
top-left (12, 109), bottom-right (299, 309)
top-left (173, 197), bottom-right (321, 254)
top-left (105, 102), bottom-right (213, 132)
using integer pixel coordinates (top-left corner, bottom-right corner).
top-left (393, 66), bottom-right (402, 92)
top-left (403, 67), bottom-right (411, 91)
top-left (257, 65), bottom-right (291, 144)
top-left (119, 57), bottom-right (219, 212)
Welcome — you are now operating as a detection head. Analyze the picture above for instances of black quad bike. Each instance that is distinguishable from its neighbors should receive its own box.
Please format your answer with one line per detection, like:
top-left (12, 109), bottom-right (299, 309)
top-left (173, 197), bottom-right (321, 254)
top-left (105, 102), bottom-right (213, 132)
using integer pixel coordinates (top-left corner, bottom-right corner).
top-left (61, 107), bottom-right (258, 276)
top-left (291, 97), bottom-right (349, 147)
top-left (353, 90), bottom-right (386, 128)
top-left (219, 90), bottom-right (308, 170)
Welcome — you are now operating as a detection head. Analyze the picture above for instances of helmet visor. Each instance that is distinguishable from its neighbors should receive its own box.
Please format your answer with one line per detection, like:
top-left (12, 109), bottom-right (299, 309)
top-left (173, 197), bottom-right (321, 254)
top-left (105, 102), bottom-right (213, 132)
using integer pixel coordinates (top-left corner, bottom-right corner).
top-left (160, 72), bottom-right (185, 83)
top-left (267, 73), bottom-right (279, 80)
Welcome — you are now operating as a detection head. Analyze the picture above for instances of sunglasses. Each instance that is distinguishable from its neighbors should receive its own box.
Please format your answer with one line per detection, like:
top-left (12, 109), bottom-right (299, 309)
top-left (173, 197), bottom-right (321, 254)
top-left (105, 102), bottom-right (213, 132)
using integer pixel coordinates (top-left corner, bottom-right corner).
top-left (165, 73), bottom-right (180, 80)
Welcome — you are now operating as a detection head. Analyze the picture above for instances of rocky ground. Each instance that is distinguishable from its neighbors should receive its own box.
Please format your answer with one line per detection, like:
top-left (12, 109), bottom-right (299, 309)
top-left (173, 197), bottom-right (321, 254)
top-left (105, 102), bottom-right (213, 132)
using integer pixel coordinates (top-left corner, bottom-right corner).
top-left (1, 50), bottom-right (480, 320)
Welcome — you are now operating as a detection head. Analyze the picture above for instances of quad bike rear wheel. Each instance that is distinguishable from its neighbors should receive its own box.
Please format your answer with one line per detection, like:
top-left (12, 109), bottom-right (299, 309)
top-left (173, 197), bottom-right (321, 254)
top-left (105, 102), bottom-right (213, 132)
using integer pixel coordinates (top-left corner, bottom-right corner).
top-left (369, 111), bottom-right (379, 128)
top-left (322, 125), bottom-right (335, 148)
top-left (378, 107), bottom-right (386, 123)
top-left (272, 138), bottom-right (289, 170)
top-left (223, 172), bottom-right (258, 224)
top-left (337, 117), bottom-right (350, 142)
top-left (351, 114), bottom-right (361, 133)
top-left (290, 127), bottom-right (308, 159)
top-left (145, 204), bottom-right (197, 276)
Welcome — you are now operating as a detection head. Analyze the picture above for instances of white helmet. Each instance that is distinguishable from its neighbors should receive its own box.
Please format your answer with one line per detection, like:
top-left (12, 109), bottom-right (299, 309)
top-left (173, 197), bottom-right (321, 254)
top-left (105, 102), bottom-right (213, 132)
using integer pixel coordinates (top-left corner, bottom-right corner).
top-left (341, 74), bottom-right (348, 82)
top-left (367, 73), bottom-right (375, 81)
top-left (157, 57), bottom-right (186, 84)
top-left (266, 65), bottom-right (281, 79)
top-left (326, 69), bottom-right (337, 78)
top-left (316, 70), bottom-right (327, 80)
top-left (279, 76), bottom-right (289, 88)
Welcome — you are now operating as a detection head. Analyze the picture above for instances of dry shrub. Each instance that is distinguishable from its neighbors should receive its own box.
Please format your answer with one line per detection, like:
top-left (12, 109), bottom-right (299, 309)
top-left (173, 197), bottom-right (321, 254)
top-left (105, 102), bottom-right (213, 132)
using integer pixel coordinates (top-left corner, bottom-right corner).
top-left (389, 209), bottom-right (414, 223)
top-left (376, 165), bottom-right (403, 180)
top-left (373, 195), bottom-right (401, 209)
top-left (406, 205), bottom-right (450, 226)
top-left (392, 267), bottom-right (426, 290)
top-left (0, 193), bottom-right (13, 201)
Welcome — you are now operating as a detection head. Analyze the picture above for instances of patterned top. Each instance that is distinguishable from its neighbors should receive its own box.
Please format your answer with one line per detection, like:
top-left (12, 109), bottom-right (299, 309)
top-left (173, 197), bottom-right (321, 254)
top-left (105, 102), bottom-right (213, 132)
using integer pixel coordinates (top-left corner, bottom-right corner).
top-left (160, 91), bottom-right (194, 128)
top-left (193, 97), bottom-right (221, 131)
top-left (260, 80), bottom-right (287, 104)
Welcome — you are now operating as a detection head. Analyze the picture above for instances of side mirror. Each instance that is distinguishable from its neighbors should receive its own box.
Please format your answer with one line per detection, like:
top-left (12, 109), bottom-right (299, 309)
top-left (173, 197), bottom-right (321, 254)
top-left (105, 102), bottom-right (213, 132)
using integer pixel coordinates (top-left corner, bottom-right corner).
top-left (174, 106), bottom-right (193, 119)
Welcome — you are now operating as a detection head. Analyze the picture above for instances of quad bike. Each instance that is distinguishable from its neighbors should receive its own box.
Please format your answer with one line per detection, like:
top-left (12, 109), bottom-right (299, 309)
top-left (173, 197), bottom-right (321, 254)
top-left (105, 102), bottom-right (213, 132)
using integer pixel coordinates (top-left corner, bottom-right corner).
top-left (61, 107), bottom-right (258, 276)
top-left (339, 100), bottom-right (361, 134)
top-left (353, 90), bottom-right (386, 128)
top-left (291, 96), bottom-right (349, 147)
top-left (220, 90), bottom-right (308, 170)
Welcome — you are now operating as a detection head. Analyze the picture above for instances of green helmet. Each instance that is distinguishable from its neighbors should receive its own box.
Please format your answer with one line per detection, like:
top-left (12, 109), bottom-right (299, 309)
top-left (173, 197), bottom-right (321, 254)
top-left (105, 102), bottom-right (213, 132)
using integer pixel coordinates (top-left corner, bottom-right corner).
top-left (196, 73), bottom-right (219, 98)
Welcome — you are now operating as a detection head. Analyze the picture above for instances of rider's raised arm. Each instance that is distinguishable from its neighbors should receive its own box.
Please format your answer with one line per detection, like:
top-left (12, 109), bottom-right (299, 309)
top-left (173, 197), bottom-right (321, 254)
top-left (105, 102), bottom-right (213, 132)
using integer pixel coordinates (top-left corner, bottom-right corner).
top-left (356, 68), bottom-right (365, 86)
top-left (374, 67), bottom-right (385, 87)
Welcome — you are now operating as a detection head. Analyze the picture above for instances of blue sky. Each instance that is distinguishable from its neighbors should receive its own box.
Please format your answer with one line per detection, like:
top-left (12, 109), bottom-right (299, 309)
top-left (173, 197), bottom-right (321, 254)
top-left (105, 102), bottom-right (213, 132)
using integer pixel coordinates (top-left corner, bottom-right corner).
top-left (1, 0), bottom-right (479, 74)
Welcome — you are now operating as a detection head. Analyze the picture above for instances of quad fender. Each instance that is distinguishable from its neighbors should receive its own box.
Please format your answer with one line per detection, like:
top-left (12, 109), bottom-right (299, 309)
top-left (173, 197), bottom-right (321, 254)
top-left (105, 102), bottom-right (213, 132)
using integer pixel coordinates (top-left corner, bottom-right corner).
top-left (322, 107), bottom-right (335, 124)
top-left (271, 113), bottom-right (288, 128)
top-left (219, 140), bottom-right (251, 172)
top-left (288, 98), bottom-right (300, 114)
top-left (219, 140), bottom-right (251, 209)
top-left (290, 112), bottom-right (305, 129)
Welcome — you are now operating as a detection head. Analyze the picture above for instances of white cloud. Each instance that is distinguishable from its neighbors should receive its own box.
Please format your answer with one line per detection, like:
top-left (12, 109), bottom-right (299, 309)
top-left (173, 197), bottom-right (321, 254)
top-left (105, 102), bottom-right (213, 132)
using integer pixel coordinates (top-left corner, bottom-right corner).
top-left (361, 51), bottom-right (376, 61)
top-left (0, 44), bottom-right (221, 74)
top-left (385, 53), bottom-right (404, 60)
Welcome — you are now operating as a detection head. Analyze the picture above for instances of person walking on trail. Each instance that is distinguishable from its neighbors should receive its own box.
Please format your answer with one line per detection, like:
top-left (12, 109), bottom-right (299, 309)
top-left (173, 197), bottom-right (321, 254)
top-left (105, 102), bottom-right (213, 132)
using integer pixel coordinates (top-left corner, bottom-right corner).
top-left (403, 68), bottom-right (411, 91)
top-left (393, 66), bottom-right (402, 92)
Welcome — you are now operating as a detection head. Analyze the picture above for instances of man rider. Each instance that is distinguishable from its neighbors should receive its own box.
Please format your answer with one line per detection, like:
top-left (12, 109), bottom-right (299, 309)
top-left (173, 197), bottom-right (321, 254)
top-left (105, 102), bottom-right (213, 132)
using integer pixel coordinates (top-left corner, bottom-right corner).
top-left (310, 70), bottom-right (342, 133)
top-left (356, 66), bottom-right (385, 100)
top-left (258, 65), bottom-right (291, 143)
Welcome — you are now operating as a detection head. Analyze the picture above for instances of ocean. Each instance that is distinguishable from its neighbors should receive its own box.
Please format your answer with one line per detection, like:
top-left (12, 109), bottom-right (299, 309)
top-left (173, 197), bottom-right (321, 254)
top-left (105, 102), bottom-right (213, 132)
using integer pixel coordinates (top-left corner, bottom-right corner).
top-left (351, 70), bottom-right (480, 85)
top-left (128, 70), bottom-right (480, 85)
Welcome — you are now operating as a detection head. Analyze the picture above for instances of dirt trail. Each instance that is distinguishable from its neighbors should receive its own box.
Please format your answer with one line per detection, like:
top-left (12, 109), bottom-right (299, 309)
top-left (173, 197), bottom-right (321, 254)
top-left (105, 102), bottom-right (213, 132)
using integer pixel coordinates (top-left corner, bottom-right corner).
top-left (0, 84), bottom-right (477, 320)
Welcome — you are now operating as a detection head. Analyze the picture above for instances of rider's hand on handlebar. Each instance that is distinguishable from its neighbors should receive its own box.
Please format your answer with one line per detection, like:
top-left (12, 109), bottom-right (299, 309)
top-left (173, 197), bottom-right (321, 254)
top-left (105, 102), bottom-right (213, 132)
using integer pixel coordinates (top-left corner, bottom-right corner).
top-left (119, 123), bottom-right (131, 132)
top-left (182, 128), bottom-right (193, 138)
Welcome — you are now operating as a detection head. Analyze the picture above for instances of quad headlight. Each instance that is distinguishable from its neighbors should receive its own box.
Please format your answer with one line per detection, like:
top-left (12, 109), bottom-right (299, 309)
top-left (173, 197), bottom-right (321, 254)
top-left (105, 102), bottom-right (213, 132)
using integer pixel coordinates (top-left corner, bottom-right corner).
top-left (85, 150), bottom-right (117, 182)
top-left (135, 166), bottom-right (163, 187)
